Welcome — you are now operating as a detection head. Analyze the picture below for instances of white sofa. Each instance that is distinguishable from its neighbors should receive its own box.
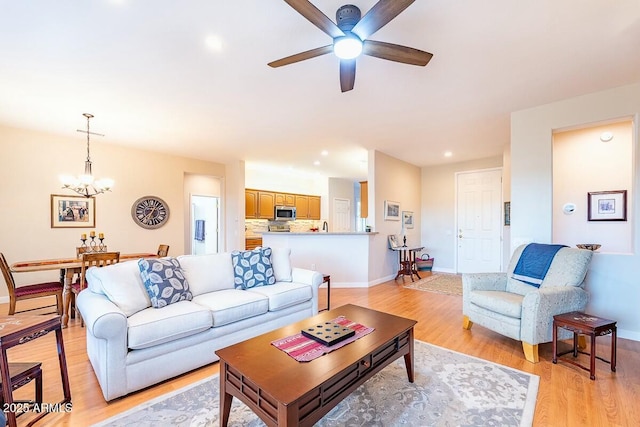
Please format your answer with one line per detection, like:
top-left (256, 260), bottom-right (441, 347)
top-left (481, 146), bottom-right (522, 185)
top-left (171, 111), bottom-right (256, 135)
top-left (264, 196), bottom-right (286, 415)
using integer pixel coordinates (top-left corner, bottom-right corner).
top-left (76, 248), bottom-right (323, 401)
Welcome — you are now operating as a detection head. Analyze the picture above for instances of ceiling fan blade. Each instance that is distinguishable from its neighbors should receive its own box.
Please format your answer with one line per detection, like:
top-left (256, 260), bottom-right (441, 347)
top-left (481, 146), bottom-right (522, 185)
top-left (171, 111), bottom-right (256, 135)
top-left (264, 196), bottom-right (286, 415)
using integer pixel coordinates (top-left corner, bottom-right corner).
top-left (268, 45), bottom-right (333, 68)
top-left (362, 40), bottom-right (433, 66)
top-left (339, 59), bottom-right (356, 92)
top-left (284, 0), bottom-right (344, 39)
top-left (352, 0), bottom-right (415, 40)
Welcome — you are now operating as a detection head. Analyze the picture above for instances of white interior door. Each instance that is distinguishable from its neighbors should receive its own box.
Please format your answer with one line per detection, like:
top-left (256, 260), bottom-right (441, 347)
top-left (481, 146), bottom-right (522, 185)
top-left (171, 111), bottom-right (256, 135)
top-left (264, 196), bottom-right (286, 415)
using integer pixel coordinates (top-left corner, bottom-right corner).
top-left (333, 198), bottom-right (351, 232)
top-left (456, 169), bottom-right (502, 273)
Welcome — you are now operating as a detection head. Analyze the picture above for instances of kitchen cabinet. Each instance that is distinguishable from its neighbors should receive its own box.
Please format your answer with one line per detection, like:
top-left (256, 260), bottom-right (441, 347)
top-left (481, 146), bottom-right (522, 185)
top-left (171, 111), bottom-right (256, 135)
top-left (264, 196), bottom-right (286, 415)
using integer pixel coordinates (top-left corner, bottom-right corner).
top-left (246, 189), bottom-right (321, 220)
top-left (245, 190), bottom-right (275, 219)
top-left (360, 181), bottom-right (368, 218)
top-left (245, 237), bottom-right (262, 250)
top-left (275, 193), bottom-right (295, 206)
top-left (295, 195), bottom-right (309, 218)
top-left (295, 195), bottom-right (321, 220)
top-left (309, 196), bottom-right (321, 220)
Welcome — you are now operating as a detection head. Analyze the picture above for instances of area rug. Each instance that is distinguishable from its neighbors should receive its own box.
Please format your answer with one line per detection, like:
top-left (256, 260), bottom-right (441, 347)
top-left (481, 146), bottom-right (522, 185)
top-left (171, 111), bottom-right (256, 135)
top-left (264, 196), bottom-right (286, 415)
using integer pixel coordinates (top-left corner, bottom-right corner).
top-left (94, 340), bottom-right (539, 427)
top-left (402, 273), bottom-right (463, 296)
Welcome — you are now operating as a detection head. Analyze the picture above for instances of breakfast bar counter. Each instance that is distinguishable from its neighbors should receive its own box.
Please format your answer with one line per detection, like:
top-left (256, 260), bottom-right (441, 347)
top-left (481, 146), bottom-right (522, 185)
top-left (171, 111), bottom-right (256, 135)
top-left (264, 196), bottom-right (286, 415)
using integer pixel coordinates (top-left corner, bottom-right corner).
top-left (262, 232), bottom-right (380, 287)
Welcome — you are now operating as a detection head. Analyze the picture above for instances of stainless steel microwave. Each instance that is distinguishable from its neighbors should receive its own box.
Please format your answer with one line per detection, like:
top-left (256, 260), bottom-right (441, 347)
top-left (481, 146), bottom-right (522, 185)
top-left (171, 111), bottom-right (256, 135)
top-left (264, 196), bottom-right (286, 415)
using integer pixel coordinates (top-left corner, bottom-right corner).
top-left (274, 206), bottom-right (296, 221)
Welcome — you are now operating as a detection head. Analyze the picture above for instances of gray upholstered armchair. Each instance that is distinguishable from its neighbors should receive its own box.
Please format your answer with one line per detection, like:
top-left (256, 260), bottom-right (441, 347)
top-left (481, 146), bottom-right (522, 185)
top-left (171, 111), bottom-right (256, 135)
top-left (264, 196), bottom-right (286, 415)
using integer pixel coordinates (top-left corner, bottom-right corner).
top-left (462, 244), bottom-right (593, 363)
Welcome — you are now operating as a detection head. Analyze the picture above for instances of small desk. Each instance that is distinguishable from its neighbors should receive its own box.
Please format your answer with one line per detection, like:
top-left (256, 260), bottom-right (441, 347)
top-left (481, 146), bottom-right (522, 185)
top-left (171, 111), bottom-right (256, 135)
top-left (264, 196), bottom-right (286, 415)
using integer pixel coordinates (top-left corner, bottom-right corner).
top-left (0, 315), bottom-right (70, 427)
top-left (11, 253), bottom-right (157, 327)
top-left (391, 246), bottom-right (424, 281)
top-left (552, 311), bottom-right (617, 380)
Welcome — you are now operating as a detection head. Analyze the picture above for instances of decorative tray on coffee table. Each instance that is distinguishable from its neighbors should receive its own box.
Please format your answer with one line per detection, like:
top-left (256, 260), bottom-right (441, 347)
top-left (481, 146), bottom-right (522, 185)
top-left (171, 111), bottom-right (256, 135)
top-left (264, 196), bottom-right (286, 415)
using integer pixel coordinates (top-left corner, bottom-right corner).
top-left (302, 321), bottom-right (355, 346)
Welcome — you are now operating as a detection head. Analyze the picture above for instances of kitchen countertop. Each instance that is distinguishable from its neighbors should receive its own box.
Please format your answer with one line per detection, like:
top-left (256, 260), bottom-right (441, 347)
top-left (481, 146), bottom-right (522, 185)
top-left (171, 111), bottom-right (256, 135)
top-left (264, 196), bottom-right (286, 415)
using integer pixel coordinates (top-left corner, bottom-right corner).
top-left (261, 232), bottom-right (378, 235)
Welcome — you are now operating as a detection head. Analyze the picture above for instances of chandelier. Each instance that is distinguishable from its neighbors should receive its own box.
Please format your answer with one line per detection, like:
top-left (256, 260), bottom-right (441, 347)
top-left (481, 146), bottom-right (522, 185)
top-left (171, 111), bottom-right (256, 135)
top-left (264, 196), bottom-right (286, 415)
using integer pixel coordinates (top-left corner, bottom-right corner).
top-left (60, 113), bottom-right (114, 197)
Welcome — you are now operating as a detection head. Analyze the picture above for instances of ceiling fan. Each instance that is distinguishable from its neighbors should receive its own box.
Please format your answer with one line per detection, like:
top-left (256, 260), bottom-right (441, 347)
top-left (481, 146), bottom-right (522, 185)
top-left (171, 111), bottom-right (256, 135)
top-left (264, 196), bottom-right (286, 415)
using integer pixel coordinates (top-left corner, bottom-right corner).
top-left (268, 0), bottom-right (433, 92)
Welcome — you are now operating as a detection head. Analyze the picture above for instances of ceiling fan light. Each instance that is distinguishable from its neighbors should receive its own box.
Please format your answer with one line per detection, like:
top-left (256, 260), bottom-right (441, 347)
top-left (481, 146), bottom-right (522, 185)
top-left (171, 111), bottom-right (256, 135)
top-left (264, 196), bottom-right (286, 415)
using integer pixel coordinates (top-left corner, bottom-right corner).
top-left (333, 36), bottom-right (363, 60)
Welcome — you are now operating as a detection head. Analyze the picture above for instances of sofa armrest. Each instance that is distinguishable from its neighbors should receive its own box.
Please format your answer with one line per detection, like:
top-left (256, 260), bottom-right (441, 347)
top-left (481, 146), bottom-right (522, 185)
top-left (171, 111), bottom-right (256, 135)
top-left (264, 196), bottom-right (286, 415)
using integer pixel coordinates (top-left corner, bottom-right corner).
top-left (77, 290), bottom-right (128, 340)
top-left (462, 272), bottom-right (508, 315)
top-left (291, 268), bottom-right (323, 288)
top-left (291, 268), bottom-right (323, 314)
top-left (520, 286), bottom-right (589, 345)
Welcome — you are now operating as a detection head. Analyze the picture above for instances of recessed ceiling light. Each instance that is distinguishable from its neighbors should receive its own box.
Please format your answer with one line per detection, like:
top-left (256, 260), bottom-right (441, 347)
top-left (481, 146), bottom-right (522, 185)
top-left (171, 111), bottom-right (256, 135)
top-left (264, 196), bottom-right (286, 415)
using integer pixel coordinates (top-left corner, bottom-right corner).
top-left (313, 161), bottom-right (320, 166)
top-left (444, 151), bottom-right (453, 157)
top-left (321, 150), bottom-right (328, 156)
top-left (205, 35), bottom-right (223, 52)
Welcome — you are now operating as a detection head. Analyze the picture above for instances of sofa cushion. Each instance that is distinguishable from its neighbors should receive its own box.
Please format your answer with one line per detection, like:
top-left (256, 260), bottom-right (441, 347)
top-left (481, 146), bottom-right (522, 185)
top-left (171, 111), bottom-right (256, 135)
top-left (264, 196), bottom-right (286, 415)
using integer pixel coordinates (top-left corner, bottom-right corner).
top-left (138, 258), bottom-right (193, 308)
top-left (271, 247), bottom-right (292, 282)
top-left (191, 289), bottom-right (268, 327)
top-left (127, 301), bottom-right (212, 350)
top-left (470, 290), bottom-right (524, 319)
top-left (245, 282), bottom-right (311, 311)
top-left (177, 253), bottom-right (235, 296)
top-left (86, 259), bottom-right (151, 316)
top-left (231, 248), bottom-right (276, 289)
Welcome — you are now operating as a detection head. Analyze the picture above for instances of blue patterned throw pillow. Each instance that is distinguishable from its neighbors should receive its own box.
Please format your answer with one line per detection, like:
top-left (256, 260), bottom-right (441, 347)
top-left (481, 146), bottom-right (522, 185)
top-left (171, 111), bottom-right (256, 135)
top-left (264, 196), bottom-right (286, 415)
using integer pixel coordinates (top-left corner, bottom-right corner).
top-left (231, 247), bottom-right (276, 289)
top-left (138, 258), bottom-right (193, 308)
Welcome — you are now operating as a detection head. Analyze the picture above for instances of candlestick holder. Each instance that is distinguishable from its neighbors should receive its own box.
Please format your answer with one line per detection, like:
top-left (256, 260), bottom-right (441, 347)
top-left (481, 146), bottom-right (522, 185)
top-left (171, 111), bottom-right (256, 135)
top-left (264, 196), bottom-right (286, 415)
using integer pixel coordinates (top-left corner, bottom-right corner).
top-left (80, 238), bottom-right (88, 251)
top-left (89, 236), bottom-right (98, 251)
top-left (99, 238), bottom-right (105, 252)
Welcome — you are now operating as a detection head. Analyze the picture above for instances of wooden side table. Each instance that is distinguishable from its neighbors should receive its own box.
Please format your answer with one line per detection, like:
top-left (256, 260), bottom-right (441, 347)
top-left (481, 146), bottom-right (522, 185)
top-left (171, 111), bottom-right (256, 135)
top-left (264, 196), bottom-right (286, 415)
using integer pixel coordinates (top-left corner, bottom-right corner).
top-left (552, 311), bottom-right (617, 380)
top-left (391, 246), bottom-right (424, 282)
top-left (0, 362), bottom-right (43, 407)
top-left (0, 315), bottom-right (71, 427)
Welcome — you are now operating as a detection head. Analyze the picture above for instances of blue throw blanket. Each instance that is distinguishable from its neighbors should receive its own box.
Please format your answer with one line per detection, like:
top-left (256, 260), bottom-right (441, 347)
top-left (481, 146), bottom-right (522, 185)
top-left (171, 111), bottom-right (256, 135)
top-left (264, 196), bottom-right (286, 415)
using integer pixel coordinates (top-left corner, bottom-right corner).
top-left (512, 243), bottom-right (567, 287)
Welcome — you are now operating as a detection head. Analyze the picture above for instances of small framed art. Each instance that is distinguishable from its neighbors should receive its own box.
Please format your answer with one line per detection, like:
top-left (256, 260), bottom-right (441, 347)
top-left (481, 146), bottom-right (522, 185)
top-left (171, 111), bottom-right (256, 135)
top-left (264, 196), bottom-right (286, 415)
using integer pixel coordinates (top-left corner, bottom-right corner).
top-left (402, 211), bottom-right (414, 229)
top-left (51, 194), bottom-right (96, 228)
top-left (384, 200), bottom-right (400, 221)
top-left (587, 190), bottom-right (627, 221)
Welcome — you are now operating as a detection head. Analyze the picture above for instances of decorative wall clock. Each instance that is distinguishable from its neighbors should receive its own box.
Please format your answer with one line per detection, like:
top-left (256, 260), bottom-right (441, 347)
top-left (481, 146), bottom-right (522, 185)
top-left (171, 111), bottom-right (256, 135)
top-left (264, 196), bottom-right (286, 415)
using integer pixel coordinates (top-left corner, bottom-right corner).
top-left (131, 196), bottom-right (170, 229)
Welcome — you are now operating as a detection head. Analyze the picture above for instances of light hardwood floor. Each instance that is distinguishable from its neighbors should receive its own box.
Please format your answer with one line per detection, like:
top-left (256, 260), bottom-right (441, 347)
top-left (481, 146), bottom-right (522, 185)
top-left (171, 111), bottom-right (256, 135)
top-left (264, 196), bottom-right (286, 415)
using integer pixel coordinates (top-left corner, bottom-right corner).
top-left (3, 280), bottom-right (639, 426)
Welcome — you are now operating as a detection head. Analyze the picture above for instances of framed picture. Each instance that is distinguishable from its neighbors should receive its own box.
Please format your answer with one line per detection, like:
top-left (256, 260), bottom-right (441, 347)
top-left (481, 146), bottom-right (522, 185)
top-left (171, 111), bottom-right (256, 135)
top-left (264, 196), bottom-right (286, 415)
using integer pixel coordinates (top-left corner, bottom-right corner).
top-left (384, 200), bottom-right (400, 221)
top-left (402, 211), bottom-right (414, 229)
top-left (587, 190), bottom-right (627, 221)
top-left (388, 234), bottom-right (399, 249)
top-left (51, 194), bottom-right (96, 228)
top-left (504, 201), bottom-right (511, 226)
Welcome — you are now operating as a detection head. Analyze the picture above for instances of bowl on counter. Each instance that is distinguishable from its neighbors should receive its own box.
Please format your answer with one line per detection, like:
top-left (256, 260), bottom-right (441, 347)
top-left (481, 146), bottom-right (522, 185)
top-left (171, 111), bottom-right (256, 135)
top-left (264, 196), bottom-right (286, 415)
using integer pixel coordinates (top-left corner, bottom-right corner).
top-left (576, 244), bottom-right (601, 251)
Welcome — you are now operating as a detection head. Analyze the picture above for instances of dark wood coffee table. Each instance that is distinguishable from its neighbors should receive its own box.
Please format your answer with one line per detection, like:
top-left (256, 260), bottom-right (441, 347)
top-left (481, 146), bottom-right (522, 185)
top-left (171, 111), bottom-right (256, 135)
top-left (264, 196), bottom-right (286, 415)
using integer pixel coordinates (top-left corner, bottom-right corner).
top-left (215, 304), bottom-right (417, 427)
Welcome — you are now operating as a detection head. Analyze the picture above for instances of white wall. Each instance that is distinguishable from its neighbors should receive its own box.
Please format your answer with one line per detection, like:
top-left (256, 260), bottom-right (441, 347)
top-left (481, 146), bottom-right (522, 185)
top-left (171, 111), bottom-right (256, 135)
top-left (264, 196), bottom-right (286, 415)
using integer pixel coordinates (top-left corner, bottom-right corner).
top-left (421, 156), bottom-right (503, 273)
top-left (369, 150), bottom-right (422, 283)
top-left (511, 82), bottom-right (640, 340)
top-left (0, 124), bottom-right (238, 293)
top-left (552, 121), bottom-right (633, 252)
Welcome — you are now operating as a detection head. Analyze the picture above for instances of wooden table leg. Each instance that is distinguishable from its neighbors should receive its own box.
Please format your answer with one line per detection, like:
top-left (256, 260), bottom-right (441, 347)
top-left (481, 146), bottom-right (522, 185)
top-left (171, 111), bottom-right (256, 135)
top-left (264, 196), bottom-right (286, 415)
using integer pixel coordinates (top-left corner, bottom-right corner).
top-left (403, 328), bottom-right (415, 383)
top-left (552, 320), bottom-right (558, 364)
top-left (589, 334), bottom-right (596, 380)
top-left (220, 362), bottom-right (232, 427)
top-left (611, 326), bottom-right (617, 372)
top-left (61, 267), bottom-right (78, 328)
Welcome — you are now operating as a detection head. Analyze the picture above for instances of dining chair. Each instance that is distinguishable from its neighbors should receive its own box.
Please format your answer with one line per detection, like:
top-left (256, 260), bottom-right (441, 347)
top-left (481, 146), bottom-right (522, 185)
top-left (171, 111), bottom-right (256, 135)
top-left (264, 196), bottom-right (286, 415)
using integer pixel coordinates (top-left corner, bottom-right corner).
top-left (0, 253), bottom-right (64, 315)
top-left (71, 251), bottom-right (120, 326)
top-left (157, 244), bottom-right (170, 257)
top-left (76, 246), bottom-right (107, 258)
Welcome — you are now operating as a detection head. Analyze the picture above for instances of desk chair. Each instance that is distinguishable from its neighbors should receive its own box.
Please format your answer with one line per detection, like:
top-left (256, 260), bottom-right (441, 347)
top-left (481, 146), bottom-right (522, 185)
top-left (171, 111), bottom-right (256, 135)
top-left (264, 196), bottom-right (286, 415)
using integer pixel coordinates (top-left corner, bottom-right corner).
top-left (71, 252), bottom-right (120, 326)
top-left (157, 244), bottom-right (169, 257)
top-left (0, 253), bottom-right (63, 315)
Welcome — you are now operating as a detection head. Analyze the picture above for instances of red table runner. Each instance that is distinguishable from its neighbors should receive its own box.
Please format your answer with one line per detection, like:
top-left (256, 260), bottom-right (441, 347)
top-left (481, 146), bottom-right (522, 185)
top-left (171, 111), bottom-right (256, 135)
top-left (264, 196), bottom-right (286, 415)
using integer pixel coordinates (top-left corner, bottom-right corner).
top-left (271, 316), bottom-right (375, 362)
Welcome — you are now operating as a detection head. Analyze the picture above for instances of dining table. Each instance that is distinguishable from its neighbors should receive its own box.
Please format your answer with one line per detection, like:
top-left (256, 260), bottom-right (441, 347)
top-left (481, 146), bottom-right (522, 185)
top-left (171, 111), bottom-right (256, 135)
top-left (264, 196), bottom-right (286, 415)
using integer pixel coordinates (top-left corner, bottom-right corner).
top-left (10, 252), bottom-right (157, 328)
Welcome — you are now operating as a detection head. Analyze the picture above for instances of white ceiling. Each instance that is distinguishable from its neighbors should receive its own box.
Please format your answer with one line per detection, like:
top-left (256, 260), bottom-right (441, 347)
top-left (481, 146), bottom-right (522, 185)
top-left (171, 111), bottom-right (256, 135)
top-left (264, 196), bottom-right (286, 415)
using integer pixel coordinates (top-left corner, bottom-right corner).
top-left (1, 1), bottom-right (638, 181)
